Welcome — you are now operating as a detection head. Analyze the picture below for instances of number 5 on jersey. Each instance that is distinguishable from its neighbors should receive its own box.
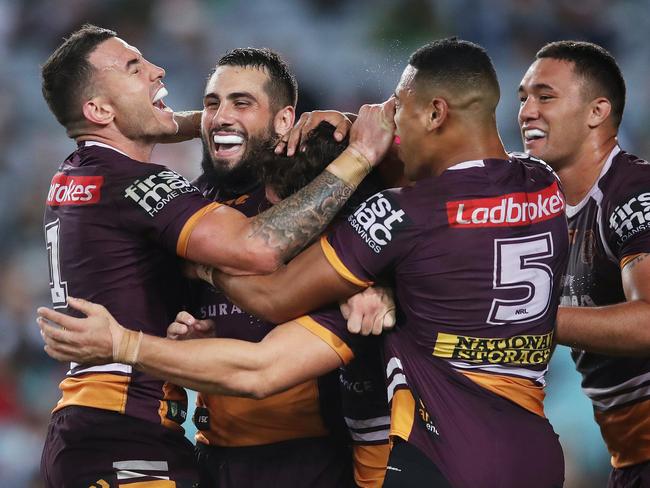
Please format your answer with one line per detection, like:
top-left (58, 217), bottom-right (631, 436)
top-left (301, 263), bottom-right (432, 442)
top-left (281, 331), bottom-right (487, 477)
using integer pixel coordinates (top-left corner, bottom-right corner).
top-left (488, 232), bottom-right (554, 325)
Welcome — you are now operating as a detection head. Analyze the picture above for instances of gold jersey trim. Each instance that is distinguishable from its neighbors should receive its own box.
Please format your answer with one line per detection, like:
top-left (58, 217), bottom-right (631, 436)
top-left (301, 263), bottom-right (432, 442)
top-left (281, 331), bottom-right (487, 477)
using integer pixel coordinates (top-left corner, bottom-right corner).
top-left (319, 235), bottom-right (373, 288)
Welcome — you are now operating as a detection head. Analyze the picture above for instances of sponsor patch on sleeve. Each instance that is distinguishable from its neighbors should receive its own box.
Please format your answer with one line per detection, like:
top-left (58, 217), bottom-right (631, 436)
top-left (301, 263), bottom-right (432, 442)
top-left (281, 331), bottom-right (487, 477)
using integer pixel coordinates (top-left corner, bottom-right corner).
top-left (47, 173), bottom-right (103, 206)
top-left (346, 192), bottom-right (411, 253)
top-left (123, 170), bottom-right (199, 217)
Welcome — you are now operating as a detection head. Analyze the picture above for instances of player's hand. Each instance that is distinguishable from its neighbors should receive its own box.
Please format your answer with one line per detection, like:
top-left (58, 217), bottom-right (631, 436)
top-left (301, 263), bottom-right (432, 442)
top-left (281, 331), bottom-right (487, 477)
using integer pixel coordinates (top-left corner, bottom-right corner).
top-left (348, 98), bottom-right (396, 167)
top-left (167, 311), bottom-right (216, 340)
top-left (340, 286), bottom-right (396, 336)
top-left (37, 296), bottom-right (123, 365)
top-left (157, 110), bottom-right (202, 143)
top-left (276, 110), bottom-right (353, 156)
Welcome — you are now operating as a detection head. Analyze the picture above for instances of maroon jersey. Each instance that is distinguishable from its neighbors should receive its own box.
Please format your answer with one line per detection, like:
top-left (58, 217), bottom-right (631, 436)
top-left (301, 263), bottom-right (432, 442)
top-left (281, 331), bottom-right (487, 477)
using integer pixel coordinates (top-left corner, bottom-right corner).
top-left (43, 141), bottom-right (218, 431)
top-left (300, 155), bottom-right (569, 485)
top-left (188, 184), bottom-right (343, 447)
top-left (563, 146), bottom-right (650, 468)
top-left (298, 309), bottom-right (390, 487)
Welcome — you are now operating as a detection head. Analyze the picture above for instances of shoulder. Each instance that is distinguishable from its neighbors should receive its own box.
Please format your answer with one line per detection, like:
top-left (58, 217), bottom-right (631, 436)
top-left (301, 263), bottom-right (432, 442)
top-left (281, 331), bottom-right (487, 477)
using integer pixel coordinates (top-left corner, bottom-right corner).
top-left (601, 149), bottom-right (650, 203)
top-left (508, 152), bottom-right (559, 180)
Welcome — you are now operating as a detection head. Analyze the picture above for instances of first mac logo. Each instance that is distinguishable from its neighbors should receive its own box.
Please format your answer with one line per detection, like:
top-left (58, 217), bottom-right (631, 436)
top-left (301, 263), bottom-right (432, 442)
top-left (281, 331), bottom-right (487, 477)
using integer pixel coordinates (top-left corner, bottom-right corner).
top-left (124, 170), bottom-right (195, 217)
top-left (46, 173), bottom-right (103, 206)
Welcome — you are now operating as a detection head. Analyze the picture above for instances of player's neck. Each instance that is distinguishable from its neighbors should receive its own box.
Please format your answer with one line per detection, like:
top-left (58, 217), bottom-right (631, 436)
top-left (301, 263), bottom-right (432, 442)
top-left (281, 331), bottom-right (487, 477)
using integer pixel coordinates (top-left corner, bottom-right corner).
top-left (76, 132), bottom-right (155, 163)
top-left (435, 130), bottom-right (507, 176)
top-left (556, 136), bottom-right (618, 206)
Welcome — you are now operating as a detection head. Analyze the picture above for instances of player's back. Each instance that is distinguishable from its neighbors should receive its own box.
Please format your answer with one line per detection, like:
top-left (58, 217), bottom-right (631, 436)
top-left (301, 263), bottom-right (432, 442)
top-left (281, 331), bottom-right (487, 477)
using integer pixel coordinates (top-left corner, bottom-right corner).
top-left (44, 141), bottom-right (213, 429)
top-left (379, 155), bottom-right (567, 401)
top-left (325, 154), bottom-right (568, 487)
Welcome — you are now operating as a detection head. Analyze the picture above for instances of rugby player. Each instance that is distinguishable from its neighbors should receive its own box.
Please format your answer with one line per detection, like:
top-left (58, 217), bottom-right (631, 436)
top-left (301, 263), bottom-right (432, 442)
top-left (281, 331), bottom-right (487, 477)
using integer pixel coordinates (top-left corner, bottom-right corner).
top-left (39, 38), bottom-right (568, 487)
top-left (39, 24), bottom-right (391, 488)
top-left (176, 120), bottom-right (391, 487)
top-left (179, 49), bottom-right (356, 488)
top-left (519, 41), bottom-right (650, 487)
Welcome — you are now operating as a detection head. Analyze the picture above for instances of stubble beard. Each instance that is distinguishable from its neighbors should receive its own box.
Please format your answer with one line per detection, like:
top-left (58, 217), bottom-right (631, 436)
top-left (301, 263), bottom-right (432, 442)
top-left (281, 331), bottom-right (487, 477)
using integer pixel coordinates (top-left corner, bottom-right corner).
top-left (200, 123), bottom-right (277, 196)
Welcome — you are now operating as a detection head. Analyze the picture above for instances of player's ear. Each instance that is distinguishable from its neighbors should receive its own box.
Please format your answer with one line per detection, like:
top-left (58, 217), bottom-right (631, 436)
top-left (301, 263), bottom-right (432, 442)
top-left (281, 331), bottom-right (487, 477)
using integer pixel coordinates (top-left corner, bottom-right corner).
top-left (274, 105), bottom-right (295, 136)
top-left (425, 98), bottom-right (447, 131)
top-left (82, 96), bottom-right (115, 127)
top-left (587, 97), bottom-right (612, 129)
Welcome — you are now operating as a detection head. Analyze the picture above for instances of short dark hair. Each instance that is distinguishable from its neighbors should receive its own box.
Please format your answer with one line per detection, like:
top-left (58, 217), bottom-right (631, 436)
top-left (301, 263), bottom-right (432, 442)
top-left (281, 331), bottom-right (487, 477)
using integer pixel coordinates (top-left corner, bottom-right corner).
top-left (408, 37), bottom-right (500, 103)
top-left (41, 24), bottom-right (116, 130)
top-left (261, 122), bottom-right (346, 200)
top-left (536, 40), bottom-right (626, 128)
top-left (217, 48), bottom-right (298, 111)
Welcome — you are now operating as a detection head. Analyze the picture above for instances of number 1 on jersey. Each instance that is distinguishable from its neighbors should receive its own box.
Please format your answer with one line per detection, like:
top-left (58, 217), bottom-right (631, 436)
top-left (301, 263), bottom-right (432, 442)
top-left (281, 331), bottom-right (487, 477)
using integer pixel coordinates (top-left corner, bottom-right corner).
top-left (45, 219), bottom-right (68, 308)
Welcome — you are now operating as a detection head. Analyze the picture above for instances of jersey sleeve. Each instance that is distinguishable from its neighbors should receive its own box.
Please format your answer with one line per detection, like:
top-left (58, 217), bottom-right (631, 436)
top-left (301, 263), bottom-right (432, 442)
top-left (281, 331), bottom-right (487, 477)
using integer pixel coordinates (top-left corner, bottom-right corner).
top-left (298, 311), bottom-right (391, 486)
top-left (604, 179), bottom-right (650, 264)
top-left (115, 166), bottom-right (220, 256)
top-left (294, 305), bottom-right (362, 365)
top-left (322, 190), bottom-right (418, 285)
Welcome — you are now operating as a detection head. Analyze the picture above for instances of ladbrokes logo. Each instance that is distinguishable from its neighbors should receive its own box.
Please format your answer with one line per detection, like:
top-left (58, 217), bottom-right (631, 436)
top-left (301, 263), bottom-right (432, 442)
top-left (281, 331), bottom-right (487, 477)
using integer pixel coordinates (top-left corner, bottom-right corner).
top-left (609, 192), bottom-right (650, 243)
top-left (348, 192), bottom-right (410, 253)
top-left (47, 173), bottom-right (103, 206)
top-left (447, 181), bottom-right (564, 228)
top-left (124, 170), bottom-right (196, 217)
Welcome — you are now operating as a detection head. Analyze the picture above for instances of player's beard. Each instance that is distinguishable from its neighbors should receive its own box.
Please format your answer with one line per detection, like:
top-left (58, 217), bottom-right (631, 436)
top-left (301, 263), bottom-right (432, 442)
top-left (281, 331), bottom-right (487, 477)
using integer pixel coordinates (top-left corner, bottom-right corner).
top-left (200, 124), bottom-right (277, 198)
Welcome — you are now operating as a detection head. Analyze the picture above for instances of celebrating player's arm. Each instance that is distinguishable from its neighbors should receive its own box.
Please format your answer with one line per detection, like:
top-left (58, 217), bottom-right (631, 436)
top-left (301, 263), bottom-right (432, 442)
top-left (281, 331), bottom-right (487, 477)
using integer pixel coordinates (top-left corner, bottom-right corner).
top-left (37, 228), bottom-right (391, 393)
top-left (38, 99), bottom-right (398, 388)
top-left (185, 101), bottom-right (396, 276)
top-left (38, 213), bottom-right (396, 398)
top-left (556, 254), bottom-right (650, 355)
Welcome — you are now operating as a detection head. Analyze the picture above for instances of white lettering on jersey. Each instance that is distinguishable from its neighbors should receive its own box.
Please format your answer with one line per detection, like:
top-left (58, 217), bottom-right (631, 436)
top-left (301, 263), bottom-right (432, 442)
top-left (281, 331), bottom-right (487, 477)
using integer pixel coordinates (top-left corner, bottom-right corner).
top-left (124, 170), bottom-right (196, 217)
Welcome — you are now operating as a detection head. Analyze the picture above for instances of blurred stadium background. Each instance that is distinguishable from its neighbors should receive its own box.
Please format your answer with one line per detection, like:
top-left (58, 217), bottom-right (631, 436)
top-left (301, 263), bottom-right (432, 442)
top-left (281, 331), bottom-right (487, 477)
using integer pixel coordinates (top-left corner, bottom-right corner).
top-left (2, 0), bottom-right (649, 486)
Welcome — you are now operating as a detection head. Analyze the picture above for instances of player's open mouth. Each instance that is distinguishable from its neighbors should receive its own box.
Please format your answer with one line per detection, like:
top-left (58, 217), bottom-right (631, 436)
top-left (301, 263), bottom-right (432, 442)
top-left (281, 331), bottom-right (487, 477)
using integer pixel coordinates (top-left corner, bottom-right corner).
top-left (152, 87), bottom-right (173, 113)
top-left (523, 128), bottom-right (546, 145)
top-left (213, 133), bottom-right (245, 157)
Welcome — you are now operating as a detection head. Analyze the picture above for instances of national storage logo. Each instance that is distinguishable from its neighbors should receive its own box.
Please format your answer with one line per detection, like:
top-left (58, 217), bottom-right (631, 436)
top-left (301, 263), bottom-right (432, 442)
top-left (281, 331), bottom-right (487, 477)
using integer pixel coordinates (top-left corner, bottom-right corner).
top-left (433, 331), bottom-right (553, 365)
top-left (124, 170), bottom-right (196, 216)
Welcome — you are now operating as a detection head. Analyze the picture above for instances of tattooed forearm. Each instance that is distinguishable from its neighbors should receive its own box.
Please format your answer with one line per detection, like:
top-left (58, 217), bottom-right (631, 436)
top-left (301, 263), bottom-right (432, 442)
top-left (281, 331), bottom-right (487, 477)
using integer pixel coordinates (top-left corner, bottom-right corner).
top-left (250, 171), bottom-right (354, 263)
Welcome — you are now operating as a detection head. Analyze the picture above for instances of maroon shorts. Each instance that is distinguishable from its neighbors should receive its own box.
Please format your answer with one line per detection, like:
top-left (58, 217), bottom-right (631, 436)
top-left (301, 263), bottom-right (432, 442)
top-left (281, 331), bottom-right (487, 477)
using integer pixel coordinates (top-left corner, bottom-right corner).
top-left (609, 460), bottom-right (650, 488)
top-left (393, 358), bottom-right (565, 488)
top-left (194, 436), bottom-right (355, 488)
top-left (40, 406), bottom-right (199, 488)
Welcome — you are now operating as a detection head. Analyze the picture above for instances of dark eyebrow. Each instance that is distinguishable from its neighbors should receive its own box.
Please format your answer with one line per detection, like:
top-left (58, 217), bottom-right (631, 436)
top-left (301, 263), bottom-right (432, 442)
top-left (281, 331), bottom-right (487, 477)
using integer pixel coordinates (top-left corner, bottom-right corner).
top-left (519, 82), bottom-right (555, 93)
top-left (126, 56), bottom-right (141, 71)
top-left (227, 91), bottom-right (257, 102)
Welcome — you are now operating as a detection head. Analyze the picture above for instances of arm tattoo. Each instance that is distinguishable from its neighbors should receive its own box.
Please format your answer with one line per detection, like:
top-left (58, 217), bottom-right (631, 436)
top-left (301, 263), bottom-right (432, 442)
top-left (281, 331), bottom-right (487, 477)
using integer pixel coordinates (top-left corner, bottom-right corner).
top-left (250, 171), bottom-right (354, 263)
top-left (626, 253), bottom-right (649, 270)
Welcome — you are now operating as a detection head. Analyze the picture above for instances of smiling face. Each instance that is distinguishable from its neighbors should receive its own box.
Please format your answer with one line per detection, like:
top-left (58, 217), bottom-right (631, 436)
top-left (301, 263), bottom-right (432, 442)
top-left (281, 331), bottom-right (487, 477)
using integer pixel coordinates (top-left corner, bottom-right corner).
top-left (518, 58), bottom-right (593, 170)
top-left (87, 37), bottom-right (177, 140)
top-left (200, 65), bottom-right (277, 177)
